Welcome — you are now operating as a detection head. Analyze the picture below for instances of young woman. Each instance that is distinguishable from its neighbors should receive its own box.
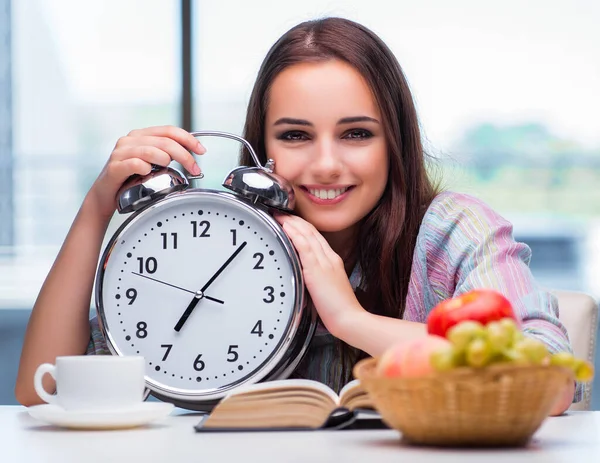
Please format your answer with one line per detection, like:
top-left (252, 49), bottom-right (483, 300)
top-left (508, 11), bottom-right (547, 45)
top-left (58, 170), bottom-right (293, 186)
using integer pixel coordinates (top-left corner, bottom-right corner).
top-left (15, 17), bottom-right (578, 414)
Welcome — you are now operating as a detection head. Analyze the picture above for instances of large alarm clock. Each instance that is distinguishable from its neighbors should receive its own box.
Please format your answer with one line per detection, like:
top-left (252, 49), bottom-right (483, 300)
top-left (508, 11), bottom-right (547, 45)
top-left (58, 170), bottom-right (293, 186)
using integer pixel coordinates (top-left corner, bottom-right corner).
top-left (95, 131), bottom-right (317, 411)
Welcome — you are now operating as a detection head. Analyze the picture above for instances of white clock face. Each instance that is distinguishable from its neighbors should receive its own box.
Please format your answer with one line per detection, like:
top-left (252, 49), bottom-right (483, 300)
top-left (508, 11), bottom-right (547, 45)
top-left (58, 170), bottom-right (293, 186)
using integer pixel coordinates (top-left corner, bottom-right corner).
top-left (98, 191), bottom-right (301, 397)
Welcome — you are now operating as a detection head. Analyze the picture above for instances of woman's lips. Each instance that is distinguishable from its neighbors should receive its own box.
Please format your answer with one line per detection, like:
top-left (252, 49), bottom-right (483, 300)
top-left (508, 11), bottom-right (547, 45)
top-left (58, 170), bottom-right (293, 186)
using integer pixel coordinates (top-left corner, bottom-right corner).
top-left (300, 186), bottom-right (354, 205)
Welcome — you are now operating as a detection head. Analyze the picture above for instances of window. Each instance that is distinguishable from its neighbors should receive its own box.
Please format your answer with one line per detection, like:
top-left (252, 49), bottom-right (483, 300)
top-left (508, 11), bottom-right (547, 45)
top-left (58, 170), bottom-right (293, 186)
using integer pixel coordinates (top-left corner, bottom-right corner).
top-left (1, 0), bottom-right (181, 309)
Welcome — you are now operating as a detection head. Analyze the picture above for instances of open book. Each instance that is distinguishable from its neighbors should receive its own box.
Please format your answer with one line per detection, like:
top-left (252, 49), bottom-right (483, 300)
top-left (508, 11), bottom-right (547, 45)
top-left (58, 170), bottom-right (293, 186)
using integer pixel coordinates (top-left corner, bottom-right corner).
top-left (195, 379), bottom-right (379, 431)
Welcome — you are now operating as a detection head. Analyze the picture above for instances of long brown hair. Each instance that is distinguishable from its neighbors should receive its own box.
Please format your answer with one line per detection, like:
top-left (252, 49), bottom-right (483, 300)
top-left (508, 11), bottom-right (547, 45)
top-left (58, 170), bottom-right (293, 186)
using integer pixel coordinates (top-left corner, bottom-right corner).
top-left (239, 17), bottom-right (440, 385)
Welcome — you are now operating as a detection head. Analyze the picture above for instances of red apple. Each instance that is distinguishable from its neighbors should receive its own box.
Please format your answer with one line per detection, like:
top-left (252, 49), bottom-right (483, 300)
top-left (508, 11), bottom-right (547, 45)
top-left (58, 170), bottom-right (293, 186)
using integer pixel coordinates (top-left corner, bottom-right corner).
top-left (427, 289), bottom-right (518, 338)
top-left (377, 335), bottom-right (452, 378)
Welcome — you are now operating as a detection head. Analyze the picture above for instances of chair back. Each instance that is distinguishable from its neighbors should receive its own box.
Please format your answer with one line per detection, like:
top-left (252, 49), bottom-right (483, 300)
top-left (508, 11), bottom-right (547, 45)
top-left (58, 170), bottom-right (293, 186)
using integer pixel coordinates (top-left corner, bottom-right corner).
top-left (553, 290), bottom-right (598, 411)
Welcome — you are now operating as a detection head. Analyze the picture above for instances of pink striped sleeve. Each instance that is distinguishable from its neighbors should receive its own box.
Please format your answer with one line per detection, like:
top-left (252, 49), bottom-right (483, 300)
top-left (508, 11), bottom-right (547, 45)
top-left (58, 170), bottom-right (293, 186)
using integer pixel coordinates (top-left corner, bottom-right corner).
top-left (413, 192), bottom-right (582, 401)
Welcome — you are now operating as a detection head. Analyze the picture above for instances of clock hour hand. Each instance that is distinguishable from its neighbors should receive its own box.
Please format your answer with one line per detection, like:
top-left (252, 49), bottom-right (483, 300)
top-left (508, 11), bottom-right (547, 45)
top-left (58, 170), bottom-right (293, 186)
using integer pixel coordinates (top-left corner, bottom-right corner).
top-left (174, 291), bottom-right (204, 333)
top-left (174, 241), bottom-right (247, 332)
top-left (131, 272), bottom-right (224, 304)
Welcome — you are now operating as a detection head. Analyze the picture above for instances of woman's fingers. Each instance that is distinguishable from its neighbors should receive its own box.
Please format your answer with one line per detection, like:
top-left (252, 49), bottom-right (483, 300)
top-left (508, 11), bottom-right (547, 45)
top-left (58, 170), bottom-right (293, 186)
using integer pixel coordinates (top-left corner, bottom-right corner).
top-left (122, 126), bottom-right (205, 175)
top-left (279, 215), bottom-right (336, 269)
top-left (90, 126), bottom-right (209, 217)
top-left (105, 158), bottom-right (154, 187)
top-left (111, 145), bottom-right (172, 167)
top-left (282, 221), bottom-right (320, 267)
top-left (291, 217), bottom-right (339, 261)
top-left (114, 135), bottom-right (200, 173)
top-left (127, 126), bottom-right (205, 154)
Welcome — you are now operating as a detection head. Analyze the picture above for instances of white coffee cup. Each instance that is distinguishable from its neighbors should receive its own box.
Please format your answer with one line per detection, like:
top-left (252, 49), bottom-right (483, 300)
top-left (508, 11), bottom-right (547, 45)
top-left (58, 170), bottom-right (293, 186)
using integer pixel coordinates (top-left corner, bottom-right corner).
top-left (33, 356), bottom-right (146, 411)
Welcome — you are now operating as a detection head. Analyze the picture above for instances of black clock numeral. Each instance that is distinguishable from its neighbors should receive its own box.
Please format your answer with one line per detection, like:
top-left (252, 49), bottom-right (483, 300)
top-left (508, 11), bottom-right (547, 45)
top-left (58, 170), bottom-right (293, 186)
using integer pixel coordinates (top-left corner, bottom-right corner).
top-left (161, 232), bottom-right (178, 249)
top-left (137, 257), bottom-right (157, 274)
top-left (136, 321), bottom-right (148, 338)
top-left (191, 220), bottom-right (211, 238)
top-left (230, 229), bottom-right (237, 246)
top-left (160, 344), bottom-right (173, 361)
top-left (126, 288), bottom-right (137, 305)
top-left (253, 252), bottom-right (264, 270)
top-left (251, 320), bottom-right (263, 337)
top-left (263, 286), bottom-right (275, 303)
top-left (227, 345), bottom-right (239, 363)
top-left (193, 354), bottom-right (205, 371)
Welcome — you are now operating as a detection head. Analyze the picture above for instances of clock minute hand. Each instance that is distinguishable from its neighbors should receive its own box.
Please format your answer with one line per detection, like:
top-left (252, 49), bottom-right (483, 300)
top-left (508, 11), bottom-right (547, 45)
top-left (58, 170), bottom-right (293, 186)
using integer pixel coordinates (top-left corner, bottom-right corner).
top-left (200, 241), bottom-right (248, 293)
top-left (173, 241), bottom-right (247, 332)
top-left (131, 272), bottom-right (225, 304)
top-left (131, 272), bottom-right (195, 294)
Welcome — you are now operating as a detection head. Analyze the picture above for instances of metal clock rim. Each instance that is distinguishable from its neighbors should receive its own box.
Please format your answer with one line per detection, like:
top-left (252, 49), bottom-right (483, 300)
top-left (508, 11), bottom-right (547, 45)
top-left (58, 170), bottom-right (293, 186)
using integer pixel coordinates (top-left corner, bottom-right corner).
top-left (95, 189), bottom-right (310, 403)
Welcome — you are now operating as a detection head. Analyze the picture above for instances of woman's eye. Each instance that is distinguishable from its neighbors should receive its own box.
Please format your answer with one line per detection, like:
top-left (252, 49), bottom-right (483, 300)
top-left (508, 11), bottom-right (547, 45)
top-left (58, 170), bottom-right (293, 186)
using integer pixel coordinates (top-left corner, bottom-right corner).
top-left (278, 131), bottom-right (308, 141)
top-left (344, 129), bottom-right (372, 140)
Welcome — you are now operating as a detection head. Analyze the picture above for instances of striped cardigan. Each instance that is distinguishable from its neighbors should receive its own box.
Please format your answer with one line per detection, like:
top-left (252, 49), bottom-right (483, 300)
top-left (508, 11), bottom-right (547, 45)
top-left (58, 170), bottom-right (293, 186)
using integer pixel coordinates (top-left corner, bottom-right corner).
top-left (87, 191), bottom-right (582, 401)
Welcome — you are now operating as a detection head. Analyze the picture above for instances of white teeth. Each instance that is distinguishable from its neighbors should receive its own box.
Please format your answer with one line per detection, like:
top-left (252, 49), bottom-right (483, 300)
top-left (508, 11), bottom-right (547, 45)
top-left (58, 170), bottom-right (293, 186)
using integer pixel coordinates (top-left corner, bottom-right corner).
top-left (308, 187), bottom-right (349, 200)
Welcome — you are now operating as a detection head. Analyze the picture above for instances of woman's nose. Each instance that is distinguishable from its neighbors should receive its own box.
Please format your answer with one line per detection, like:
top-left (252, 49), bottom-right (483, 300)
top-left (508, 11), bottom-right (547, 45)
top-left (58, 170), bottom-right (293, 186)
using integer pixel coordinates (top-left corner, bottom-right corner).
top-left (311, 139), bottom-right (343, 178)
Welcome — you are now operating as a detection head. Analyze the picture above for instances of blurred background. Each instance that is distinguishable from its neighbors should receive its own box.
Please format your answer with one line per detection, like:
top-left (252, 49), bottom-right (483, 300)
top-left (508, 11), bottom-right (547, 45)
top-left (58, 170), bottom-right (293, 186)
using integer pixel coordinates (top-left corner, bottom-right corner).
top-left (0, 0), bottom-right (599, 407)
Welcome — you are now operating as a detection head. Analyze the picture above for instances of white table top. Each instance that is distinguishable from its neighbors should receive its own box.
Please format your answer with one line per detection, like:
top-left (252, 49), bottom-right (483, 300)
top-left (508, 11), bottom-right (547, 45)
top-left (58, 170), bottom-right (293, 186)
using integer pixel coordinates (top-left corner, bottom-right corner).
top-left (2, 406), bottom-right (600, 463)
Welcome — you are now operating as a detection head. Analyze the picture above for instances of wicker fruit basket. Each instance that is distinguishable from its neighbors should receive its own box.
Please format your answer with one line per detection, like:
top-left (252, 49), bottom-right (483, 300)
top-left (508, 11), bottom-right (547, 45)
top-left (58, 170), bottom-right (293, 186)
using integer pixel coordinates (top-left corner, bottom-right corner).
top-left (353, 357), bottom-right (574, 447)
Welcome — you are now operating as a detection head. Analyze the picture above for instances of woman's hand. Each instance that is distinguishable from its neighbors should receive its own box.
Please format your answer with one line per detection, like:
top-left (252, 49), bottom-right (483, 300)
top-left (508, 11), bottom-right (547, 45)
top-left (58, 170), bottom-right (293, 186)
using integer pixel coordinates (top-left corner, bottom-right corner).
top-left (88, 126), bottom-right (206, 218)
top-left (274, 213), bottom-right (365, 337)
top-left (549, 381), bottom-right (576, 416)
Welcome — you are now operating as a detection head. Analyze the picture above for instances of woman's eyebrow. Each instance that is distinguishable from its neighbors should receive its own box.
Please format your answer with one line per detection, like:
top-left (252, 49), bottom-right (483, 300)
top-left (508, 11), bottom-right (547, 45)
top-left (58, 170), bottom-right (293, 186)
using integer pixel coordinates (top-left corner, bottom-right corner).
top-left (338, 116), bottom-right (380, 124)
top-left (273, 117), bottom-right (312, 126)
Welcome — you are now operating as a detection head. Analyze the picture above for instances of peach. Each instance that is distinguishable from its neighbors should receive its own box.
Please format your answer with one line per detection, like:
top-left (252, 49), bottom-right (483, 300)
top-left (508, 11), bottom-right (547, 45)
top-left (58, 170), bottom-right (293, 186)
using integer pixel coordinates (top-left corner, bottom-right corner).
top-left (377, 335), bottom-right (453, 378)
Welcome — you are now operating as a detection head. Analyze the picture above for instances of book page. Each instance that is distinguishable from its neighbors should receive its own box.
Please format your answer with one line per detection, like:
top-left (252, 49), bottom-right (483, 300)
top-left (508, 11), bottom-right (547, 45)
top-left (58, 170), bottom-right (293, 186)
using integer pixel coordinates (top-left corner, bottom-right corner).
top-left (339, 379), bottom-right (361, 400)
top-left (224, 379), bottom-right (341, 405)
top-left (224, 390), bottom-right (335, 412)
top-left (339, 379), bottom-right (373, 410)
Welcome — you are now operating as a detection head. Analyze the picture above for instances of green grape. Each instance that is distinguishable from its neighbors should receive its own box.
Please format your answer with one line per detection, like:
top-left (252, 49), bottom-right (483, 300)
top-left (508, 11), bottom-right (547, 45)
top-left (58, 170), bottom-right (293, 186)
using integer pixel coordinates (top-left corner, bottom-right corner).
top-left (574, 359), bottom-right (594, 382)
top-left (498, 317), bottom-right (519, 333)
top-left (486, 320), bottom-right (513, 353)
top-left (549, 353), bottom-right (594, 381)
top-left (446, 346), bottom-right (467, 368)
top-left (549, 352), bottom-right (576, 369)
top-left (511, 329), bottom-right (525, 346)
top-left (497, 318), bottom-right (523, 346)
top-left (513, 337), bottom-right (549, 365)
top-left (500, 348), bottom-right (529, 365)
top-left (447, 321), bottom-right (486, 351)
top-left (430, 345), bottom-right (457, 372)
top-left (465, 338), bottom-right (492, 368)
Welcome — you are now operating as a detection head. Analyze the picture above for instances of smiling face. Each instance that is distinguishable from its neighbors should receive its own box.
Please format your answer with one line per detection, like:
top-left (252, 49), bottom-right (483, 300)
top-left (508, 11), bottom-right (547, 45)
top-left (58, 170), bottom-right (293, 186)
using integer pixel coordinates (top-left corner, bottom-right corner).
top-left (265, 60), bottom-right (389, 244)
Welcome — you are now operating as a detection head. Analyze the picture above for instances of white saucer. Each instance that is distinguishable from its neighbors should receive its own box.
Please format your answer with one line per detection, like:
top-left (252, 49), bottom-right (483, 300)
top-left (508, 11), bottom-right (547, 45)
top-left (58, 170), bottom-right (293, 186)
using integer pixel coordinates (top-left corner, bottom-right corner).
top-left (27, 402), bottom-right (174, 430)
